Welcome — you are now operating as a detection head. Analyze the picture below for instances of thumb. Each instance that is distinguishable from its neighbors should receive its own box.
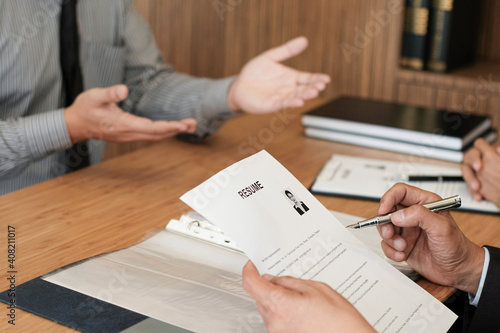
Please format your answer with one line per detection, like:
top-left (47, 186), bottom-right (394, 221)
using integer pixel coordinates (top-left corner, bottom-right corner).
top-left (390, 204), bottom-right (447, 234)
top-left (86, 84), bottom-right (129, 105)
top-left (263, 36), bottom-right (309, 62)
top-left (242, 261), bottom-right (277, 302)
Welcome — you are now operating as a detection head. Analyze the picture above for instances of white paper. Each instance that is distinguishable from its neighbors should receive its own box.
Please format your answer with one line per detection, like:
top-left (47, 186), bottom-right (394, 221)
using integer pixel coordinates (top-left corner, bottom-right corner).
top-left (311, 154), bottom-right (500, 214)
top-left (43, 231), bottom-right (266, 333)
top-left (181, 150), bottom-right (457, 333)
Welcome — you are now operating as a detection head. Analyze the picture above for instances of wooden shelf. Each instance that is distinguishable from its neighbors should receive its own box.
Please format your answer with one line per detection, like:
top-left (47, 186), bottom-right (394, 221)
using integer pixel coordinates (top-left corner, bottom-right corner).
top-left (398, 60), bottom-right (500, 95)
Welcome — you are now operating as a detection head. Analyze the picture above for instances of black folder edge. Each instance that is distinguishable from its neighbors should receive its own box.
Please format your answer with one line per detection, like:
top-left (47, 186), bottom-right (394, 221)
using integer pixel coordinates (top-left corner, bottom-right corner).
top-left (0, 276), bottom-right (148, 333)
top-left (0, 255), bottom-right (148, 333)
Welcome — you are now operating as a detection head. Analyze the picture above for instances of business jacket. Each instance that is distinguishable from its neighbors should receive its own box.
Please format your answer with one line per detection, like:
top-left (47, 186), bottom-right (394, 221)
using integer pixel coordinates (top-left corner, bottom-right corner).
top-left (448, 246), bottom-right (500, 332)
top-left (465, 246), bottom-right (500, 332)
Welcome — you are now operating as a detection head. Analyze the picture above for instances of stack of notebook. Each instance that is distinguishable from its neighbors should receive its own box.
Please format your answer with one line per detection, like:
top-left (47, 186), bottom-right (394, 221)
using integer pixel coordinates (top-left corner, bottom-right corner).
top-left (302, 96), bottom-right (497, 162)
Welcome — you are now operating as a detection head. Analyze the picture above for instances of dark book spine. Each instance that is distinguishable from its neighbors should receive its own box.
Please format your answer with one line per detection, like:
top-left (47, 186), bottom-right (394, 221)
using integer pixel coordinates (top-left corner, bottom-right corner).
top-left (426, 0), bottom-right (454, 72)
top-left (400, 0), bottom-right (431, 70)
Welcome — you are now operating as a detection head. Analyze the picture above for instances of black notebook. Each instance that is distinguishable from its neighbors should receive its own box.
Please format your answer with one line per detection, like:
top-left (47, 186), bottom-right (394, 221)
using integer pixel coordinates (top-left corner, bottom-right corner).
top-left (302, 97), bottom-right (492, 151)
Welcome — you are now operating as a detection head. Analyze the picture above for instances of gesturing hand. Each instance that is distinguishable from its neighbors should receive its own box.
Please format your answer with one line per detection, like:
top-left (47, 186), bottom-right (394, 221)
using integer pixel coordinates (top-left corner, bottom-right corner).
top-left (242, 261), bottom-right (374, 333)
top-left (64, 85), bottom-right (197, 144)
top-left (227, 37), bottom-right (331, 113)
top-left (462, 138), bottom-right (500, 206)
top-left (377, 184), bottom-right (484, 294)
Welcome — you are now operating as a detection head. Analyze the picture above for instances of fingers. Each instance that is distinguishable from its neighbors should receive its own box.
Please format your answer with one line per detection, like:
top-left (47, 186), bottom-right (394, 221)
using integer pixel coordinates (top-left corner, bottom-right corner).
top-left (275, 82), bottom-right (327, 110)
top-left (462, 138), bottom-right (500, 201)
top-left (377, 223), bottom-right (396, 241)
top-left (463, 146), bottom-right (482, 172)
top-left (269, 275), bottom-right (313, 293)
top-left (390, 204), bottom-right (441, 231)
top-left (461, 163), bottom-right (482, 201)
top-left (297, 72), bottom-right (331, 86)
top-left (295, 73), bottom-right (331, 100)
top-left (474, 137), bottom-right (495, 156)
top-left (381, 240), bottom-right (407, 262)
top-left (98, 107), bottom-right (197, 142)
top-left (85, 84), bottom-right (129, 105)
top-left (112, 116), bottom-right (197, 142)
top-left (178, 118), bottom-right (198, 132)
top-left (378, 183), bottom-right (441, 215)
top-left (263, 36), bottom-right (309, 63)
top-left (461, 162), bottom-right (480, 191)
top-left (242, 261), bottom-right (277, 302)
top-left (380, 205), bottom-right (444, 261)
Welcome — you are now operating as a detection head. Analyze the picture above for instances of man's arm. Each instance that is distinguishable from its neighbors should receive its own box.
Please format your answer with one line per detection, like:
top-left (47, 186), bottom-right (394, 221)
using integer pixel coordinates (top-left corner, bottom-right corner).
top-left (119, 1), bottom-right (237, 139)
top-left (119, 1), bottom-right (330, 140)
top-left (0, 110), bottom-right (72, 179)
top-left (0, 84), bottom-right (197, 180)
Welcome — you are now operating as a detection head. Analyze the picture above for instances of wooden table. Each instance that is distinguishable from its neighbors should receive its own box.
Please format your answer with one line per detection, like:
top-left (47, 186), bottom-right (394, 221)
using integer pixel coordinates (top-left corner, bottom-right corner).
top-left (1, 100), bottom-right (499, 332)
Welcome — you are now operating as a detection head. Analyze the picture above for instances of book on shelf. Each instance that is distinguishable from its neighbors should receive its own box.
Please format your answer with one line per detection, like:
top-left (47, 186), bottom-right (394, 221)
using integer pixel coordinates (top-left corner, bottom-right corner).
top-left (400, 0), bottom-right (431, 70)
top-left (301, 96), bottom-right (494, 158)
top-left (426, 0), bottom-right (482, 72)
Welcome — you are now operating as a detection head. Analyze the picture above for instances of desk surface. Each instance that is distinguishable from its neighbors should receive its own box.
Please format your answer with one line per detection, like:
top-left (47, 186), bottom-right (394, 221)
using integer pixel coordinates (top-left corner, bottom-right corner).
top-left (1, 100), bottom-right (500, 332)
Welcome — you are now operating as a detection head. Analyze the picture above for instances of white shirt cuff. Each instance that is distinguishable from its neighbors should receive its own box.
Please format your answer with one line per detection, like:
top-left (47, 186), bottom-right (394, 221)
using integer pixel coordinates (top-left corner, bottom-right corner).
top-left (468, 247), bottom-right (490, 307)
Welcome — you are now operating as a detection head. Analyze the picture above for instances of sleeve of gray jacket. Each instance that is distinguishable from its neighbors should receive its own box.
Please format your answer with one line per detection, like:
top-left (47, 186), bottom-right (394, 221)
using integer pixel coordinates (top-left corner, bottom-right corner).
top-left (0, 110), bottom-right (72, 179)
top-left (120, 1), bottom-right (237, 140)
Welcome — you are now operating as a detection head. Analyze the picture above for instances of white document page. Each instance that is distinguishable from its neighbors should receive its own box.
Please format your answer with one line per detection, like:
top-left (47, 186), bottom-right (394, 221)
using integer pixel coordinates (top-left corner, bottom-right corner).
top-left (311, 154), bottom-right (500, 214)
top-left (43, 230), bottom-right (267, 333)
top-left (181, 150), bottom-right (457, 333)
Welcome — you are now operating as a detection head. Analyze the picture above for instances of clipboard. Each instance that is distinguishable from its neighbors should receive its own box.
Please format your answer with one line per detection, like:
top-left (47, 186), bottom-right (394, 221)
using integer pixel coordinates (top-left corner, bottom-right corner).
top-left (310, 154), bottom-right (500, 215)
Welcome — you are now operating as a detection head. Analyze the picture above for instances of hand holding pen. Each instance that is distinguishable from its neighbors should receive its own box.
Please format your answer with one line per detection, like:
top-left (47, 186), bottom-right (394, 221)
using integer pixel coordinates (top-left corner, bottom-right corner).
top-left (346, 195), bottom-right (461, 229)
top-left (373, 184), bottom-right (485, 295)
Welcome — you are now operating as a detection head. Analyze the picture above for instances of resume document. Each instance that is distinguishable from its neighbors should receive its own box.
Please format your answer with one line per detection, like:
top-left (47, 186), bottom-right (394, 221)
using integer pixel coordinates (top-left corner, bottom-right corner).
top-left (181, 150), bottom-right (457, 333)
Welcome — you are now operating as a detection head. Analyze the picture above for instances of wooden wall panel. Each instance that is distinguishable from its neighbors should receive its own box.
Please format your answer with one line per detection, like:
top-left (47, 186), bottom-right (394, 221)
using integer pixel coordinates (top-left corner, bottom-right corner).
top-left (132, 0), bottom-right (403, 99)
top-left (477, 0), bottom-right (500, 61)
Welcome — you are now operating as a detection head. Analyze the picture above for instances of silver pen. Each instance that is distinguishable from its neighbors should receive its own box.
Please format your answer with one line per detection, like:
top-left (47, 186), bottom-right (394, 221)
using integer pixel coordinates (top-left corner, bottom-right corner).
top-left (346, 195), bottom-right (461, 229)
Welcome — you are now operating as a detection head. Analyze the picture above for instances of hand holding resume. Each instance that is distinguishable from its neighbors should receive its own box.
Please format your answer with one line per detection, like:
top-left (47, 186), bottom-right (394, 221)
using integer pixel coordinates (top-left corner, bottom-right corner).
top-left (181, 150), bottom-right (457, 333)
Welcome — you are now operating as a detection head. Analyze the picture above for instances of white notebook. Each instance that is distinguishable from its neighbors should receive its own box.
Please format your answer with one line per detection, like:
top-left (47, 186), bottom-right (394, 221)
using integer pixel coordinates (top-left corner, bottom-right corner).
top-left (310, 154), bottom-right (500, 215)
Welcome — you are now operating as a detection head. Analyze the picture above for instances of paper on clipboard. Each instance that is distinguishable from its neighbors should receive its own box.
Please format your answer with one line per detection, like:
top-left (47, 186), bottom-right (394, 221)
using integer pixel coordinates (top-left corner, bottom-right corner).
top-left (310, 154), bottom-right (500, 214)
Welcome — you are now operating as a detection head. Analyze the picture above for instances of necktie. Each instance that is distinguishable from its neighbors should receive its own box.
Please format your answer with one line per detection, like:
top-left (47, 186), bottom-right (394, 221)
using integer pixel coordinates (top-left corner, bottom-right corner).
top-left (60, 0), bottom-right (90, 171)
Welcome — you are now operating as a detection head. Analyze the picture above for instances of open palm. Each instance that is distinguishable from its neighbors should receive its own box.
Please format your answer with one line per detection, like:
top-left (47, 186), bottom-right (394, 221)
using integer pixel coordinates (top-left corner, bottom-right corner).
top-left (227, 37), bottom-right (331, 113)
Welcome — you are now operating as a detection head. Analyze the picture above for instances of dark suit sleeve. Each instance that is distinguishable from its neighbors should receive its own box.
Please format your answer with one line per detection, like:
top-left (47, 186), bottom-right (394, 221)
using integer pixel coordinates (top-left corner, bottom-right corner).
top-left (464, 246), bottom-right (500, 332)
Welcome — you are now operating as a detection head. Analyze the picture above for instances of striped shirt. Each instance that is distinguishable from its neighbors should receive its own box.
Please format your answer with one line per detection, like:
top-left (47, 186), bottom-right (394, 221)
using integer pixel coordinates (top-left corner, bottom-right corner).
top-left (0, 0), bottom-right (235, 195)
